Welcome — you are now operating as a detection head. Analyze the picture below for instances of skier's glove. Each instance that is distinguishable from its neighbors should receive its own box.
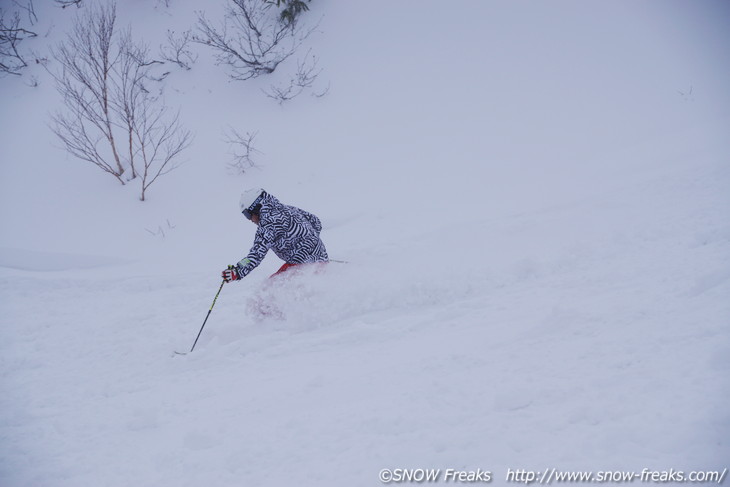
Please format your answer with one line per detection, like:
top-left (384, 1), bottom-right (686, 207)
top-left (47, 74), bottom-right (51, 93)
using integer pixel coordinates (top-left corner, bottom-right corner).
top-left (222, 264), bottom-right (241, 282)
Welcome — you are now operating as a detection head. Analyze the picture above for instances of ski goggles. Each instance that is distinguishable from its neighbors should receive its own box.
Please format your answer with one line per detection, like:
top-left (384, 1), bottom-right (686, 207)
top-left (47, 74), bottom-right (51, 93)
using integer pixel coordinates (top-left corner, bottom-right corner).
top-left (242, 195), bottom-right (264, 220)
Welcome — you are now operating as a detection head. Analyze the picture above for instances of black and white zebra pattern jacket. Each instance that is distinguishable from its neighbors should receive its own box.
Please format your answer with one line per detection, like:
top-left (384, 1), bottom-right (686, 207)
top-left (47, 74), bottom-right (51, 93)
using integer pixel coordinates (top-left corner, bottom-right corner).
top-left (236, 193), bottom-right (328, 277)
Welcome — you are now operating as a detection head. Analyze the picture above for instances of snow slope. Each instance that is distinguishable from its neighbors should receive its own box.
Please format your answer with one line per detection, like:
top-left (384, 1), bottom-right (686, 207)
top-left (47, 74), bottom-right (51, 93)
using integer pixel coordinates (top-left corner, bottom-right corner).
top-left (1, 1), bottom-right (729, 486)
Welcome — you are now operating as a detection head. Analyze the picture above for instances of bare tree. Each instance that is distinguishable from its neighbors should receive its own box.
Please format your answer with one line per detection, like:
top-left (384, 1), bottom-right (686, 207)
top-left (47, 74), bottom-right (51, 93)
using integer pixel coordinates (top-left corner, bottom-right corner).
top-left (50, 1), bottom-right (192, 201)
top-left (194, 0), bottom-right (317, 81)
top-left (50, 3), bottom-right (126, 182)
top-left (0, 8), bottom-right (37, 76)
top-left (224, 127), bottom-right (261, 174)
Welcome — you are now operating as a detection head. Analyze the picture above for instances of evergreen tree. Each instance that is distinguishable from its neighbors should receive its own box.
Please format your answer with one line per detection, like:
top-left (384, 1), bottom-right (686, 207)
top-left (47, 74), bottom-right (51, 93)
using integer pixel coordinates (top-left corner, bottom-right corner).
top-left (267, 0), bottom-right (311, 25)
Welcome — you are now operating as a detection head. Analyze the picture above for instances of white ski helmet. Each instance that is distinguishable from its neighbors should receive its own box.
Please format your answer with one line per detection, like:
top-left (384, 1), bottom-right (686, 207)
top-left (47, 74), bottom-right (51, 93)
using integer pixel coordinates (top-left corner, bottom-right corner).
top-left (239, 188), bottom-right (266, 219)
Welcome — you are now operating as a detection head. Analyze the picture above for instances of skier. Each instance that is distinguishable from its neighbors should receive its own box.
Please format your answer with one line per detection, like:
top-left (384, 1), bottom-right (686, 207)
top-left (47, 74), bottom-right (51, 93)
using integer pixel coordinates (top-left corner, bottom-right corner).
top-left (222, 188), bottom-right (328, 283)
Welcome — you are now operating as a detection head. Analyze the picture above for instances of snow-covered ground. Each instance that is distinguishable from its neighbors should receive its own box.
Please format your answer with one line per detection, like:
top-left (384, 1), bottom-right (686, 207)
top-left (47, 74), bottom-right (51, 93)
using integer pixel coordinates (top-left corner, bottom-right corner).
top-left (1, 1), bottom-right (729, 486)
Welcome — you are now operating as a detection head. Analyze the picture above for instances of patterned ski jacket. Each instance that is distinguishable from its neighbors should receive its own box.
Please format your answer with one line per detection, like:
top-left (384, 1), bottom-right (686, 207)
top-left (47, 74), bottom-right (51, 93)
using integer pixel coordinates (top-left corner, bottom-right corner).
top-left (236, 193), bottom-right (328, 277)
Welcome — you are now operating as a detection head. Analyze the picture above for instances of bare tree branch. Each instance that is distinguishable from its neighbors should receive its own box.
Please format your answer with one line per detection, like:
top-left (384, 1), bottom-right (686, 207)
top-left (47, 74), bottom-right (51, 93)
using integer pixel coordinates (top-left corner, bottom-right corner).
top-left (263, 48), bottom-right (322, 104)
top-left (54, 0), bottom-right (84, 9)
top-left (160, 29), bottom-right (197, 70)
top-left (13, 0), bottom-right (37, 26)
top-left (0, 8), bottom-right (37, 76)
top-left (51, 110), bottom-right (127, 185)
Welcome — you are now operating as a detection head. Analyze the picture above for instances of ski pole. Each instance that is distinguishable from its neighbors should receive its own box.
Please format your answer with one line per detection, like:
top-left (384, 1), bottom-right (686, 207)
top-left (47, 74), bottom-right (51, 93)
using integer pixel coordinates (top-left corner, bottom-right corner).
top-left (177, 279), bottom-right (226, 355)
